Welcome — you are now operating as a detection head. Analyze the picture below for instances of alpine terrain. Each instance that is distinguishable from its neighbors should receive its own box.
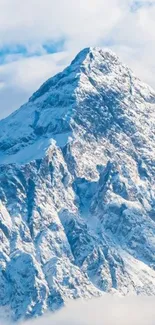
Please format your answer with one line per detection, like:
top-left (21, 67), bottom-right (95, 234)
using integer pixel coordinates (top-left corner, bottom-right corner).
top-left (0, 47), bottom-right (155, 321)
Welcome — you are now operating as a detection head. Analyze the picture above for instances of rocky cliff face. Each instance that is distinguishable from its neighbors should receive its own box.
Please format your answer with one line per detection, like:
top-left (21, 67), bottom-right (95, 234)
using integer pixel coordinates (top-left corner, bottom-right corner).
top-left (0, 47), bottom-right (155, 320)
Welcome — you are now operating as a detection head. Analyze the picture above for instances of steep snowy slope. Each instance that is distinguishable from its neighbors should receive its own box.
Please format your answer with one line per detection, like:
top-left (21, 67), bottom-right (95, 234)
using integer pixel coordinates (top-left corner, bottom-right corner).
top-left (0, 47), bottom-right (155, 320)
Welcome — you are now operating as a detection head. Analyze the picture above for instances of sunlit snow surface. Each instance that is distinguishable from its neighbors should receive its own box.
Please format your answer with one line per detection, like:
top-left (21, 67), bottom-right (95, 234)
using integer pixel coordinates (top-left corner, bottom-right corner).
top-left (0, 47), bottom-right (155, 320)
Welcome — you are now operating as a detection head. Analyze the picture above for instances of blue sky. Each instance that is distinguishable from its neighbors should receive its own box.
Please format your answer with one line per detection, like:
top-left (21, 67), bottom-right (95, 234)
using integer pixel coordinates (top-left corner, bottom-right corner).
top-left (131, 0), bottom-right (154, 11)
top-left (0, 0), bottom-right (155, 119)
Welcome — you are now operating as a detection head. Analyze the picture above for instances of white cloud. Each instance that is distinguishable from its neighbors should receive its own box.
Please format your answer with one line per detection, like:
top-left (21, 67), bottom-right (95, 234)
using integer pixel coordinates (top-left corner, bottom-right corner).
top-left (0, 51), bottom-right (71, 118)
top-left (47, 296), bottom-right (155, 325)
top-left (0, 0), bottom-right (125, 48)
top-left (0, 0), bottom-right (155, 118)
top-left (2, 296), bottom-right (153, 325)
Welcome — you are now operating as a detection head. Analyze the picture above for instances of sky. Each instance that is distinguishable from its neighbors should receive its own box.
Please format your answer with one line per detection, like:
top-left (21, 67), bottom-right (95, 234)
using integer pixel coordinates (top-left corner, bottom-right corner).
top-left (0, 0), bottom-right (155, 119)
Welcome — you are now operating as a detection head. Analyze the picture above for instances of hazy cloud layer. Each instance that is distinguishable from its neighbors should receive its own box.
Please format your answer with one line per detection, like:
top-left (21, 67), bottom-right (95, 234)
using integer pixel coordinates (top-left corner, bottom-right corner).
top-left (0, 0), bottom-right (155, 118)
top-left (1, 296), bottom-right (154, 325)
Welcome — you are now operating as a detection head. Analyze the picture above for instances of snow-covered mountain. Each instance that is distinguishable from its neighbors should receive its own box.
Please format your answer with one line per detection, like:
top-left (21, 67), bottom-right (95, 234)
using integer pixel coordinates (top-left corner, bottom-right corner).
top-left (0, 47), bottom-right (155, 321)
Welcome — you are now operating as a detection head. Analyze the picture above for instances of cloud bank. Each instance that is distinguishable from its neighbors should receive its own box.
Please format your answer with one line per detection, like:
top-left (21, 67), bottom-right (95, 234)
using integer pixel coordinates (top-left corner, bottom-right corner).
top-left (8, 296), bottom-right (155, 325)
top-left (0, 0), bottom-right (155, 118)
top-left (1, 296), bottom-right (153, 325)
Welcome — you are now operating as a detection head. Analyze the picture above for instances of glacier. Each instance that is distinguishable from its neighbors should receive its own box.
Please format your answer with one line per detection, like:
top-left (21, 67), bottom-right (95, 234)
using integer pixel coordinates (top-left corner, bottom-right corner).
top-left (0, 47), bottom-right (155, 320)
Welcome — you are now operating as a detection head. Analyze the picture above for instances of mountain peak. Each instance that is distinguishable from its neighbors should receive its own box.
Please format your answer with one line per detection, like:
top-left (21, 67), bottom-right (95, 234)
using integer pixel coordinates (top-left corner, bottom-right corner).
top-left (29, 47), bottom-right (120, 103)
top-left (71, 47), bottom-right (119, 67)
top-left (0, 46), bottom-right (154, 165)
